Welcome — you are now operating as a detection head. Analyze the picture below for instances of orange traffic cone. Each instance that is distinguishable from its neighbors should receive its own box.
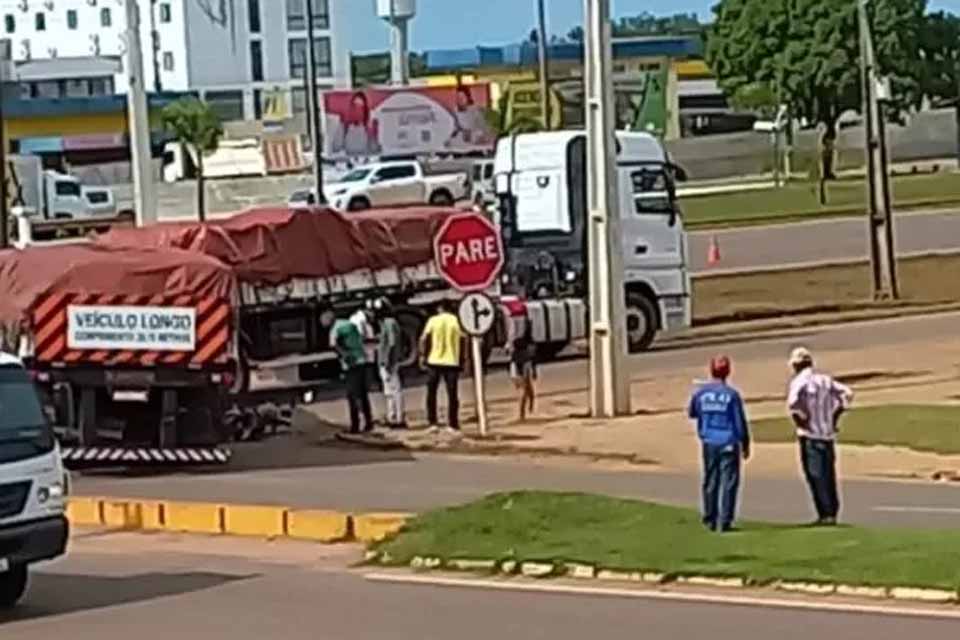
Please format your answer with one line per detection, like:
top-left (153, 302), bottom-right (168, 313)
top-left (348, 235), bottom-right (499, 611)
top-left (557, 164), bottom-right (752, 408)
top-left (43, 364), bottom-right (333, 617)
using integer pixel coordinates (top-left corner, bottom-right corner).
top-left (707, 236), bottom-right (721, 267)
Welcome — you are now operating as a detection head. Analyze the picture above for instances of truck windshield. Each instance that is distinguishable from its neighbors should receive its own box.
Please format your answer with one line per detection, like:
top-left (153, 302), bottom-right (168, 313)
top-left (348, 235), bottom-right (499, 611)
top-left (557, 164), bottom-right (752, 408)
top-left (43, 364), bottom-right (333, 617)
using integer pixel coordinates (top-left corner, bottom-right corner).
top-left (339, 169), bottom-right (372, 182)
top-left (0, 368), bottom-right (54, 464)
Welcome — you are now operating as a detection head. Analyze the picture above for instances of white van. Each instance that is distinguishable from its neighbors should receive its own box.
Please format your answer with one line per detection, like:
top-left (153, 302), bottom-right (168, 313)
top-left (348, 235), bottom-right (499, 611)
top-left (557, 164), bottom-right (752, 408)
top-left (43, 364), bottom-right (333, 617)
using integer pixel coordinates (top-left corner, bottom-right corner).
top-left (0, 352), bottom-right (69, 608)
top-left (494, 130), bottom-right (692, 353)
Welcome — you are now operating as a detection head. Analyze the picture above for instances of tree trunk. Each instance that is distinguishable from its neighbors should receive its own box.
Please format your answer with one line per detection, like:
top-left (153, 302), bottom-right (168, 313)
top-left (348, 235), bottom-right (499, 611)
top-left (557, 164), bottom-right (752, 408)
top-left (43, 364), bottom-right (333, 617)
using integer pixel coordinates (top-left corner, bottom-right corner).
top-left (955, 101), bottom-right (960, 168)
top-left (196, 153), bottom-right (206, 222)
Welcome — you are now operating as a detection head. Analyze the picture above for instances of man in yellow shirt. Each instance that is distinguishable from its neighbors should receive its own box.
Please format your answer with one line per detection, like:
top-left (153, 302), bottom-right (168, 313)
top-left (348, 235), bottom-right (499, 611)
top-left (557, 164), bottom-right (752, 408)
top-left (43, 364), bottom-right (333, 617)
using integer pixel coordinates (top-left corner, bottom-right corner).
top-left (419, 299), bottom-right (465, 431)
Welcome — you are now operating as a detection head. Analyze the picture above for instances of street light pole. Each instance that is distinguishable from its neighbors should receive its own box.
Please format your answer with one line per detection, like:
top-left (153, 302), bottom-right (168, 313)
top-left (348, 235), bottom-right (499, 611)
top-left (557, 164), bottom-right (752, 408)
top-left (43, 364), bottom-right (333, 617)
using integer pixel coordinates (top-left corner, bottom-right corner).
top-left (124, 0), bottom-right (157, 227)
top-left (858, 0), bottom-right (897, 299)
top-left (536, 0), bottom-right (551, 129)
top-left (305, 0), bottom-right (326, 204)
top-left (584, 0), bottom-right (630, 418)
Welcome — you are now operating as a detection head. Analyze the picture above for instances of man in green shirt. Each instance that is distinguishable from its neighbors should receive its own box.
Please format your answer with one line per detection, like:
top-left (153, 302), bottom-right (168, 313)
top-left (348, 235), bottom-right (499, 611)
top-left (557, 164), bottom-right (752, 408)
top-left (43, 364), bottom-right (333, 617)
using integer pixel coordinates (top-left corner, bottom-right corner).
top-left (330, 317), bottom-right (373, 433)
top-left (372, 297), bottom-right (406, 429)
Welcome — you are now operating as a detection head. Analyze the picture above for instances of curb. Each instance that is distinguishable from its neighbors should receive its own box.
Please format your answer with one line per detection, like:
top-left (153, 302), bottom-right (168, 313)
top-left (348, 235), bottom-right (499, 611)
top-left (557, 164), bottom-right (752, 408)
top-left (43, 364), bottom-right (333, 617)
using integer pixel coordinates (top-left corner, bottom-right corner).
top-left (378, 555), bottom-right (960, 605)
top-left (66, 496), bottom-right (411, 544)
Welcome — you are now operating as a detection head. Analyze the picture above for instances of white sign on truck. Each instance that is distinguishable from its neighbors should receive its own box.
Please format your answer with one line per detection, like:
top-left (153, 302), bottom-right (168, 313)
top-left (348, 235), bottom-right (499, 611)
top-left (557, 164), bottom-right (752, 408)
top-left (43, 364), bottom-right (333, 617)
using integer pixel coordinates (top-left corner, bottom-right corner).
top-left (66, 305), bottom-right (196, 352)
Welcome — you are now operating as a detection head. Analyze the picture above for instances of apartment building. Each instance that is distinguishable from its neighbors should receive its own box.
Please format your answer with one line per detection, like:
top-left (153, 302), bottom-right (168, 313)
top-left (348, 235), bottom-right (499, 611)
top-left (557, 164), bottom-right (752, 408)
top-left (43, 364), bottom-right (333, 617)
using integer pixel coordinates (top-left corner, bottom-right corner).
top-left (0, 0), bottom-right (348, 121)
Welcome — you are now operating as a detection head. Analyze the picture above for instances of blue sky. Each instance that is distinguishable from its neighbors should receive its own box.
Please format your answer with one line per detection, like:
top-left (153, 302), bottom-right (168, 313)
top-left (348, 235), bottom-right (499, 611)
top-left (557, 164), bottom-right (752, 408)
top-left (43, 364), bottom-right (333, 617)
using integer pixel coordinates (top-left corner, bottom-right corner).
top-left (341, 0), bottom-right (960, 54)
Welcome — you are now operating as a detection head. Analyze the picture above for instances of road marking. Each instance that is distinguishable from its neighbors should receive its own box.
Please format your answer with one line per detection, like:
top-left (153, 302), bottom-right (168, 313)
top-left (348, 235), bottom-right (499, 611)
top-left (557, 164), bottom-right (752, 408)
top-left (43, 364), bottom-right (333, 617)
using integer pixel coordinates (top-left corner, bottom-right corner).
top-left (873, 506), bottom-right (960, 514)
top-left (364, 572), bottom-right (960, 621)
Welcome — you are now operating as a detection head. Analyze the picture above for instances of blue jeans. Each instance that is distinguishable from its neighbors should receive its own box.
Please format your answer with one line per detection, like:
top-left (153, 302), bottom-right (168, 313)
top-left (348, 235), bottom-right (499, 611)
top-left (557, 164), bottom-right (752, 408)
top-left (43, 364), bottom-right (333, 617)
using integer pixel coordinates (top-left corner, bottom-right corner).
top-left (800, 438), bottom-right (839, 520)
top-left (701, 443), bottom-right (741, 531)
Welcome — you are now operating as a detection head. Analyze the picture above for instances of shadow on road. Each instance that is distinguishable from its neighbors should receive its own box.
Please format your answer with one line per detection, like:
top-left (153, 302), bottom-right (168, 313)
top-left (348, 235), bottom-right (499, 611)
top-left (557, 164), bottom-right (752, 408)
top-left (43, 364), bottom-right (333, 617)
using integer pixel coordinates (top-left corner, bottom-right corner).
top-left (1, 571), bottom-right (253, 623)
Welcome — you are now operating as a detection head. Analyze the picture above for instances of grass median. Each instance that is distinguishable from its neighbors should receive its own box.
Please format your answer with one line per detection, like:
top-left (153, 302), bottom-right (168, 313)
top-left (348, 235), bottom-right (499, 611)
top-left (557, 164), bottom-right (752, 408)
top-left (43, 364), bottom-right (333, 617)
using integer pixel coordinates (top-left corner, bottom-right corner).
top-left (375, 491), bottom-right (960, 589)
top-left (753, 405), bottom-right (960, 455)
top-left (693, 253), bottom-right (960, 324)
top-left (681, 172), bottom-right (960, 228)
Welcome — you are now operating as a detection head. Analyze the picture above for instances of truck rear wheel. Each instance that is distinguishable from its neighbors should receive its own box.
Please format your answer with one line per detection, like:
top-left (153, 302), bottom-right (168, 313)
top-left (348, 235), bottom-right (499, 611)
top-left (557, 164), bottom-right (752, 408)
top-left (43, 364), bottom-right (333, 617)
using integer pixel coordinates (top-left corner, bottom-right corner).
top-left (625, 293), bottom-right (658, 353)
top-left (396, 308), bottom-right (427, 369)
top-left (0, 565), bottom-right (28, 609)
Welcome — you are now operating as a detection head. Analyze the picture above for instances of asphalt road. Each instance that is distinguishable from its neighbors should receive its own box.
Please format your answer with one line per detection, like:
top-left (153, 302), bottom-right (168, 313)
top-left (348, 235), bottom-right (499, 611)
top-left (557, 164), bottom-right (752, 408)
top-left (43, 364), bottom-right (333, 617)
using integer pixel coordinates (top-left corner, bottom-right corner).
top-left (5, 534), bottom-right (957, 639)
top-left (688, 208), bottom-right (960, 273)
top-left (73, 312), bottom-right (960, 527)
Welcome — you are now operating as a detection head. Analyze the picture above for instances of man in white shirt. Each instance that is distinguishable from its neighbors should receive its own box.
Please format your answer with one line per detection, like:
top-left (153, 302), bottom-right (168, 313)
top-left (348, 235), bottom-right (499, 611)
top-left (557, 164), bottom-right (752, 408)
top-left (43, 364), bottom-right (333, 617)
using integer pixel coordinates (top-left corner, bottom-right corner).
top-left (787, 347), bottom-right (854, 526)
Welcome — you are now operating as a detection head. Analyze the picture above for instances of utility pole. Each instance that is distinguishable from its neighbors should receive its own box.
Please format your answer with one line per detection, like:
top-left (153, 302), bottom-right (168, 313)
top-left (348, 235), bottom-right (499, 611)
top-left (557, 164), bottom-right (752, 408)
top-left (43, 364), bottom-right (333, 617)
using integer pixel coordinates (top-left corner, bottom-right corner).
top-left (584, 0), bottom-right (630, 418)
top-left (387, 0), bottom-right (411, 85)
top-left (536, 0), bottom-right (551, 129)
top-left (0, 39), bottom-right (8, 248)
top-left (124, 0), bottom-right (157, 226)
top-left (305, 0), bottom-right (326, 204)
top-left (858, 0), bottom-right (897, 299)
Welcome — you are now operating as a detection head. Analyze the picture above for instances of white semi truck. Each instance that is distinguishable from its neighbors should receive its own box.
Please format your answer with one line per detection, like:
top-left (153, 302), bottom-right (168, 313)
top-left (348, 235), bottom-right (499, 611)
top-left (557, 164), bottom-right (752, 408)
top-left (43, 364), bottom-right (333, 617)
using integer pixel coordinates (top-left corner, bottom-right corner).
top-left (493, 130), bottom-right (692, 355)
top-left (0, 353), bottom-right (69, 608)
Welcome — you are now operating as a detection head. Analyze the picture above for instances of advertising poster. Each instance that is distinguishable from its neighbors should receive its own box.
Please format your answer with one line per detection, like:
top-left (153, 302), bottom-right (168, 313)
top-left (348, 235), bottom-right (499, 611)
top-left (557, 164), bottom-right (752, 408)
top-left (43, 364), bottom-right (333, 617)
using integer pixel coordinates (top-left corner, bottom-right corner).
top-left (322, 84), bottom-right (496, 158)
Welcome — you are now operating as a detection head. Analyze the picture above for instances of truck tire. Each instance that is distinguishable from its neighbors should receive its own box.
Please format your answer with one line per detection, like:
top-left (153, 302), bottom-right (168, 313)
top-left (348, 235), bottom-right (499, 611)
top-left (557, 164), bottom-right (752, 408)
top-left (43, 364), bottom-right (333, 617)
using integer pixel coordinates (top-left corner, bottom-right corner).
top-left (625, 293), bottom-right (658, 353)
top-left (429, 189), bottom-right (454, 206)
top-left (0, 564), bottom-right (28, 609)
top-left (535, 341), bottom-right (569, 362)
top-left (396, 308), bottom-right (427, 369)
top-left (347, 197), bottom-right (371, 211)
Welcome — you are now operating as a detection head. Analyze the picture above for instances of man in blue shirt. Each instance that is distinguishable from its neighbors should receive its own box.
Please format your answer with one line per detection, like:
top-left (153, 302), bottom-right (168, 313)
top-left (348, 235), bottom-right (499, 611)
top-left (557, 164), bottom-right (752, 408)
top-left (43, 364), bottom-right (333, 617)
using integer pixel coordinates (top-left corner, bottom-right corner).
top-left (687, 356), bottom-right (751, 532)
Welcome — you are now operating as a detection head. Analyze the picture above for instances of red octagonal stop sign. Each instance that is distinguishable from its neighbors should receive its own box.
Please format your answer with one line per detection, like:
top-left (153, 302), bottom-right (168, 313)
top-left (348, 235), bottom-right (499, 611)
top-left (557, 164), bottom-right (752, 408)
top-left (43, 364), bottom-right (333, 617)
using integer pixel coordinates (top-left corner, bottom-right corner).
top-left (433, 213), bottom-right (505, 292)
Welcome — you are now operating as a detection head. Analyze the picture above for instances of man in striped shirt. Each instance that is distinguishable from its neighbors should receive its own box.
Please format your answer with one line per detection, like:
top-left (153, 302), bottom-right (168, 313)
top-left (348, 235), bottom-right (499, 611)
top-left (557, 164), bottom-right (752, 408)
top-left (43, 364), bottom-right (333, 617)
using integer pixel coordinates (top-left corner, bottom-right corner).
top-left (787, 347), bottom-right (854, 525)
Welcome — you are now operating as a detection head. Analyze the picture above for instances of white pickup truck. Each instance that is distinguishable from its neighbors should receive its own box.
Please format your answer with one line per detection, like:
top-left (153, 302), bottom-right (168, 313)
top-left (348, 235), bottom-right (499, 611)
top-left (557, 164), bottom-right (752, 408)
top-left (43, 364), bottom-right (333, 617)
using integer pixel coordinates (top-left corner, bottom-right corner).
top-left (321, 161), bottom-right (469, 211)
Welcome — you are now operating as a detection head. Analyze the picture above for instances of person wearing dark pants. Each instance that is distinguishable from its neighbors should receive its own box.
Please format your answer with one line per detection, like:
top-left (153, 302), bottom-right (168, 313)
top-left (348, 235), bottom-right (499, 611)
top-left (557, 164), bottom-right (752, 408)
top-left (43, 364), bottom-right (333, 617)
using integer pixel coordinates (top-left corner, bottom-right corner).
top-left (787, 347), bottom-right (854, 526)
top-left (688, 356), bottom-right (751, 533)
top-left (331, 317), bottom-right (373, 434)
top-left (425, 366), bottom-right (460, 430)
top-left (799, 437), bottom-right (840, 521)
top-left (419, 300), bottom-right (464, 433)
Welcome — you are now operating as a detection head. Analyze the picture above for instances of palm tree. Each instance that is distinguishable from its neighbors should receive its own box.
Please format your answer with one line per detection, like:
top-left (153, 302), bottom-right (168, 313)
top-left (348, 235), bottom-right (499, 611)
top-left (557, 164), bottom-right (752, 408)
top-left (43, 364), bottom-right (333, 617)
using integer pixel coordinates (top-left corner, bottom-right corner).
top-left (161, 97), bottom-right (224, 221)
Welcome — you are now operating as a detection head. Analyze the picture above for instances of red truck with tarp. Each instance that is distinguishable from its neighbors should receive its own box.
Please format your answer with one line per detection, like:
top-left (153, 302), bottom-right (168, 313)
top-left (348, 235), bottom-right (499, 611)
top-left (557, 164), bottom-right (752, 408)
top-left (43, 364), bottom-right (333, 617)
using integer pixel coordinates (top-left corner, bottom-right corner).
top-left (0, 243), bottom-right (238, 466)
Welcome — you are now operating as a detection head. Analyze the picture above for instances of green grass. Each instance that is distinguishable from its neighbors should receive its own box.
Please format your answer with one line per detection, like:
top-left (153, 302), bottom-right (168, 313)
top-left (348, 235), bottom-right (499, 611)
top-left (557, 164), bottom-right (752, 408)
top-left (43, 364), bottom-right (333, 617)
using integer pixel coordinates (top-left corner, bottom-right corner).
top-left (376, 491), bottom-right (960, 589)
top-left (681, 172), bottom-right (960, 228)
top-left (753, 404), bottom-right (960, 455)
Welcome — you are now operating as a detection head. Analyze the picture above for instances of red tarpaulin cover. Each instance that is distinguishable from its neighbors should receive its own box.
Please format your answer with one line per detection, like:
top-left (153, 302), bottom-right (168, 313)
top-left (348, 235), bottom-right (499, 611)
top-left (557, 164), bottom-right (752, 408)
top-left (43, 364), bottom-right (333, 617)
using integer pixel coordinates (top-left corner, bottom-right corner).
top-left (97, 206), bottom-right (457, 286)
top-left (0, 243), bottom-right (236, 332)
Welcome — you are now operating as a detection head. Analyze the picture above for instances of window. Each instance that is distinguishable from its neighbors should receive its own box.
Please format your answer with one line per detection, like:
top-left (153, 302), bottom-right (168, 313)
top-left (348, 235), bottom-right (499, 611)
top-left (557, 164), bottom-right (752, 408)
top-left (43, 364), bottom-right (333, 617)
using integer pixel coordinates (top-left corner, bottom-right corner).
top-left (159, 2), bottom-right (172, 23)
top-left (250, 40), bottom-right (263, 82)
top-left (375, 166), bottom-right (417, 182)
top-left (55, 180), bottom-right (82, 197)
top-left (253, 89), bottom-right (263, 120)
top-left (100, 7), bottom-right (111, 27)
top-left (291, 86), bottom-right (306, 114)
top-left (630, 168), bottom-right (673, 215)
top-left (65, 79), bottom-right (89, 98)
top-left (163, 52), bottom-right (174, 71)
top-left (0, 368), bottom-right (55, 465)
top-left (4, 15), bottom-right (14, 34)
top-left (285, 0), bottom-right (329, 30)
top-left (286, 0), bottom-right (305, 30)
top-left (67, 9), bottom-right (78, 30)
top-left (204, 90), bottom-right (244, 122)
top-left (248, 0), bottom-right (261, 33)
top-left (89, 77), bottom-right (112, 96)
top-left (34, 12), bottom-right (45, 31)
top-left (288, 37), bottom-right (332, 79)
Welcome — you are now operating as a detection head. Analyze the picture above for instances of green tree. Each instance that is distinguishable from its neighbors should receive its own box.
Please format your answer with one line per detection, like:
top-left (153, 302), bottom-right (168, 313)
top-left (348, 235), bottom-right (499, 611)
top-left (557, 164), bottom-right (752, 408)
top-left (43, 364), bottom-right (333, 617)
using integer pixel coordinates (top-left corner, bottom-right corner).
top-left (613, 12), bottom-right (704, 36)
top-left (161, 97), bottom-right (224, 221)
top-left (706, 0), bottom-right (925, 142)
top-left (730, 81), bottom-right (780, 118)
top-left (919, 11), bottom-right (960, 161)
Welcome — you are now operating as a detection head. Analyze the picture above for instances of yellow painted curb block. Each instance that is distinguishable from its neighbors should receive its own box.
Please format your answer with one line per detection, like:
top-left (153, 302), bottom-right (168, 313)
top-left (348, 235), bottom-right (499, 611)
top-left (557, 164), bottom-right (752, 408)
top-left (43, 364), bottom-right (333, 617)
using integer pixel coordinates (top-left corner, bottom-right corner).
top-left (66, 497), bottom-right (101, 526)
top-left (164, 502), bottom-right (225, 534)
top-left (223, 505), bottom-right (287, 538)
top-left (138, 500), bottom-right (166, 531)
top-left (287, 510), bottom-right (350, 542)
top-left (100, 499), bottom-right (143, 529)
top-left (353, 512), bottom-right (412, 542)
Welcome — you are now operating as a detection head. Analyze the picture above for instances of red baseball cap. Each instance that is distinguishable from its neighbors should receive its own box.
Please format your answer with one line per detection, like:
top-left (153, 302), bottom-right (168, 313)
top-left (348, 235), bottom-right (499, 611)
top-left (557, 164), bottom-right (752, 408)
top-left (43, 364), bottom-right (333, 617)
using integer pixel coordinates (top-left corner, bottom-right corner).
top-left (710, 355), bottom-right (732, 380)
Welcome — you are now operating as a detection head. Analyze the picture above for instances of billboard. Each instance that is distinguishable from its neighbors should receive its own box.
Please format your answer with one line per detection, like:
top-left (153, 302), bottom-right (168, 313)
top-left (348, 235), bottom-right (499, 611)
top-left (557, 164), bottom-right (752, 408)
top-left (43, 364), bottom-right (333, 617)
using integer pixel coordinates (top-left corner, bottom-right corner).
top-left (322, 85), bottom-right (496, 159)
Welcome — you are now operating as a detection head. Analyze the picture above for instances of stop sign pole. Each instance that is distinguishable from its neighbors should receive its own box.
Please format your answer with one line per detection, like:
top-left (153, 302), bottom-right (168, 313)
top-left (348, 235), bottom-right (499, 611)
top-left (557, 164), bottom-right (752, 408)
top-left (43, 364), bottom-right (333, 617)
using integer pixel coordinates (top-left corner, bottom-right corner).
top-left (434, 213), bottom-right (505, 437)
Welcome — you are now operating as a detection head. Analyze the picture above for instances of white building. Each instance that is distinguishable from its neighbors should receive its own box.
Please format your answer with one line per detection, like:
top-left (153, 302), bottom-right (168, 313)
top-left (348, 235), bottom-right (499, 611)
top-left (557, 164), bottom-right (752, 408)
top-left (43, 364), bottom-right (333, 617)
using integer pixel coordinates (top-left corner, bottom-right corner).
top-left (1, 0), bottom-right (349, 121)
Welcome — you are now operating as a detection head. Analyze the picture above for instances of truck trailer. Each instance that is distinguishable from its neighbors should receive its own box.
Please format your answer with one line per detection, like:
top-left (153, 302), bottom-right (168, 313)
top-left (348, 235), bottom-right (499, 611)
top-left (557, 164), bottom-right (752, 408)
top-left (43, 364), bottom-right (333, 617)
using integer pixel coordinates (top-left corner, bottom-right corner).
top-left (0, 243), bottom-right (239, 467)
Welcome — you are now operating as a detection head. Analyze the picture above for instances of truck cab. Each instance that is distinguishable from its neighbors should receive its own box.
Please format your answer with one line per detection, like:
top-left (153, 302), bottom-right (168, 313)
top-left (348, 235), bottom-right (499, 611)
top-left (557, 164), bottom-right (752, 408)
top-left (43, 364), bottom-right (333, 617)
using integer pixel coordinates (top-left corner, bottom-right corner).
top-left (0, 353), bottom-right (69, 608)
top-left (493, 130), bottom-right (691, 352)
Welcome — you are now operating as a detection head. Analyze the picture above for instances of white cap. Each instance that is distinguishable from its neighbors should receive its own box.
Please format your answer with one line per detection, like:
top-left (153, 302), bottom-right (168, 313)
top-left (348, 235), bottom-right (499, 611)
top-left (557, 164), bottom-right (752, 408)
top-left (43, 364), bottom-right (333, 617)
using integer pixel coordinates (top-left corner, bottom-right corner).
top-left (789, 347), bottom-right (813, 367)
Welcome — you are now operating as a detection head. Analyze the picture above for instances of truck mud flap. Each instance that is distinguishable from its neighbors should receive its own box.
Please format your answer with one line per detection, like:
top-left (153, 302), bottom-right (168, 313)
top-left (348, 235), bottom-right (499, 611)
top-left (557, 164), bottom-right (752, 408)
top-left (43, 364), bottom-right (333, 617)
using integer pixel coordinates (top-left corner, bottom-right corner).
top-left (60, 446), bottom-right (232, 468)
